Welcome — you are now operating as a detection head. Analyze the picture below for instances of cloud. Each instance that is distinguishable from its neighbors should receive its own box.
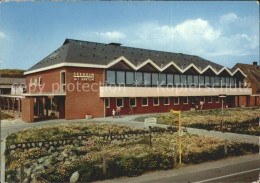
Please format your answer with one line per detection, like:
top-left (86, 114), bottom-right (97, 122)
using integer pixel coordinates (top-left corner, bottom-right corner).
top-left (219, 13), bottom-right (238, 24)
top-left (96, 31), bottom-right (125, 40)
top-left (0, 32), bottom-right (5, 39)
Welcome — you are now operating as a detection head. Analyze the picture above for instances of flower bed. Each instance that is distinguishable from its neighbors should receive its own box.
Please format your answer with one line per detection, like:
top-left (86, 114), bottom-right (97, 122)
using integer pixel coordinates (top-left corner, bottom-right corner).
top-left (135, 108), bottom-right (260, 135)
top-left (5, 123), bottom-right (259, 182)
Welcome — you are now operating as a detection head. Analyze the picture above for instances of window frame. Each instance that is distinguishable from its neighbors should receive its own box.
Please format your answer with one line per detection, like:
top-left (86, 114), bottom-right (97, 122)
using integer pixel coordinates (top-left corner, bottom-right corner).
top-left (142, 97), bottom-right (148, 106)
top-left (164, 97), bottom-right (170, 105)
top-left (129, 98), bottom-right (136, 107)
top-left (106, 70), bottom-right (116, 85)
top-left (116, 98), bottom-right (124, 107)
top-left (208, 96), bottom-right (213, 103)
top-left (105, 98), bottom-right (110, 108)
top-left (38, 77), bottom-right (42, 86)
top-left (215, 96), bottom-right (220, 103)
top-left (174, 97), bottom-right (179, 105)
top-left (183, 97), bottom-right (188, 105)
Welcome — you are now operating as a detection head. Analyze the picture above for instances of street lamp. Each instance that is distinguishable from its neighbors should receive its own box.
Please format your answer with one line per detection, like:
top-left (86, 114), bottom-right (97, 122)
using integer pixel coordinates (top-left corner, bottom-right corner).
top-left (219, 94), bottom-right (226, 132)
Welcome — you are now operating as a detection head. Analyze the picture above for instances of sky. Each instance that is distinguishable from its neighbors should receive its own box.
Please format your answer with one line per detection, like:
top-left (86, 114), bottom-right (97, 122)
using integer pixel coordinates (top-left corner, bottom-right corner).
top-left (0, 1), bottom-right (259, 70)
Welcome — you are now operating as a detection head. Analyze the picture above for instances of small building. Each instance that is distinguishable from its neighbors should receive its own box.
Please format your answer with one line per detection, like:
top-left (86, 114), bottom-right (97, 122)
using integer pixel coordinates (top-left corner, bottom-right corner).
top-left (22, 39), bottom-right (252, 122)
top-left (232, 62), bottom-right (260, 106)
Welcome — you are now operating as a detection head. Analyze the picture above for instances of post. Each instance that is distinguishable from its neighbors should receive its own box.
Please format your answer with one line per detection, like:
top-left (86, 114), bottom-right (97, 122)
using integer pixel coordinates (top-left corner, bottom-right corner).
top-left (221, 98), bottom-right (223, 132)
top-left (102, 154), bottom-right (106, 176)
top-left (179, 111), bottom-right (181, 164)
top-left (20, 163), bottom-right (24, 183)
top-left (12, 98), bottom-right (15, 116)
top-left (224, 139), bottom-right (228, 155)
top-left (174, 145), bottom-right (177, 166)
top-left (149, 126), bottom-right (152, 147)
top-left (1, 138), bottom-right (6, 183)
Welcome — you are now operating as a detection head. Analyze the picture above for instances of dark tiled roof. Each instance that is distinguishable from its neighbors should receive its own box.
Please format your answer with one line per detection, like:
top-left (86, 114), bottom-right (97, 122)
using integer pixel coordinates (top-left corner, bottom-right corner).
top-left (28, 39), bottom-right (225, 72)
top-left (233, 63), bottom-right (260, 94)
top-left (0, 77), bottom-right (26, 85)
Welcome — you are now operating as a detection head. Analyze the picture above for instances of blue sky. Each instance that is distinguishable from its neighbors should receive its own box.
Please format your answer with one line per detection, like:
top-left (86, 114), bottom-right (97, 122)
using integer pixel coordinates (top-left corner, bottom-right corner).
top-left (0, 1), bottom-right (259, 70)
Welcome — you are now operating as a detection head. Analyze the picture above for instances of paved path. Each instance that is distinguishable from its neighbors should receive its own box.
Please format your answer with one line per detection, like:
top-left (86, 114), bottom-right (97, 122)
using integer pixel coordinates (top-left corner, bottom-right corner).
top-left (94, 154), bottom-right (260, 183)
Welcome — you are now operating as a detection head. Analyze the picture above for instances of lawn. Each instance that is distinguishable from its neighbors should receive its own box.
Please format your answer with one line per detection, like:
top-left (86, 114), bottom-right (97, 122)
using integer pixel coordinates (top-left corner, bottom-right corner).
top-left (1, 112), bottom-right (14, 120)
top-left (5, 122), bottom-right (259, 182)
top-left (134, 108), bottom-right (260, 135)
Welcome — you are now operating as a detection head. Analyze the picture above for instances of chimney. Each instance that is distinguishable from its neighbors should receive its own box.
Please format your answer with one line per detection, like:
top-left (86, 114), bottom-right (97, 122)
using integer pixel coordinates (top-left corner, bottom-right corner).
top-left (253, 61), bottom-right (258, 66)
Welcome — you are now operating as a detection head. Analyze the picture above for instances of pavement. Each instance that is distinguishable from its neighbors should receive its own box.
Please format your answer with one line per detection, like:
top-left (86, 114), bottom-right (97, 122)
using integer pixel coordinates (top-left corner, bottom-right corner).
top-left (94, 154), bottom-right (260, 183)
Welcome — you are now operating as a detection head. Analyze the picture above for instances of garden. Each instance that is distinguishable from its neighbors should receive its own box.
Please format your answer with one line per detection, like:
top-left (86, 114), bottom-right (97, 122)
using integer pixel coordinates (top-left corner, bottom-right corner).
top-left (1, 112), bottom-right (14, 120)
top-left (5, 122), bottom-right (259, 182)
top-left (135, 108), bottom-right (260, 136)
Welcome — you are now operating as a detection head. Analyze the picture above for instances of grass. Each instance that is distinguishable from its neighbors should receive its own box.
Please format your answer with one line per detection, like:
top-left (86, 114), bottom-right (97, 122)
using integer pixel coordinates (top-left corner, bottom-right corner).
top-left (134, 108), bottom-right (260, 135)
top-left (1, 112), bottom-right (14, 120)
top-left (5, 123), bottom-right (259, 182)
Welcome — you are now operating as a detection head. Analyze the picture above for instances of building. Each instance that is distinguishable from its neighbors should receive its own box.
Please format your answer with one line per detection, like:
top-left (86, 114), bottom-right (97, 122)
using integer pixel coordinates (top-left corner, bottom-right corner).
top-left (22, 39), bottom-right (252, 122)
top-left (232, 62), bottom-right (260, 106)
top-left (0, 77), bottom-right (26, 116)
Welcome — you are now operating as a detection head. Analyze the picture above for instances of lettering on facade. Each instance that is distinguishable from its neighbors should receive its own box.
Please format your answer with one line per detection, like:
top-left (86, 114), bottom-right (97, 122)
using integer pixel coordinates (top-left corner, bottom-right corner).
top-left (73, 72), bottom-right (95, 81)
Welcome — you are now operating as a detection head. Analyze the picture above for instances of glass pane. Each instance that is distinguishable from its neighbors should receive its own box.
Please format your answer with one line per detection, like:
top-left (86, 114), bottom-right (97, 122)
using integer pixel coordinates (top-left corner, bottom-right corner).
top-left (174, 74), bottom-right (181, 86)
top-left (126, 72), bottom-right (134, 85)
top-left (152, 73), bottom-right (159, 86)
top-left (181, 75), bottom-right (187, 85)
top-left (144, 73), bottom-right (151, 86)
top-left (117, 71), bottom-right (125, 84)
top-left (210, 76), bottom-right (215, 86)
top-left (230, 77), bottom-right (235, 86)
top-left (106, 70), bottom-right (115, 84)
top-left (130, 98), bottom-right (136, 106)
top-left (167, 74), bottom-right (174, 86)
top-left (135, 72), bottom-right (143, 85)
top-left (142, 98), bottom-right (148, 105)
top-left (226, 77), bottom-right (230, 86)
top-left (174, 97), bottom-right (179, 104)
top-left (117, 98), bottom-right (123, 107)
top-left (164, 97), bottom-right (169, 104)
top-left (215, 77), bottom-right (220, 86)
top-left (199, 76), bottom-right (204, 86)
top-left (221, 77), bottom-right (226, 86)
top-left (205, 76), bottom-right (210, 86)
top-left (194, 75), bottom-right (199, 86)
top-left (159, 73), bottom-right (166, 86)
top-left (154, 98), bottom-right (159, 105)
top-left (187, 75), bottom-right (192, 85)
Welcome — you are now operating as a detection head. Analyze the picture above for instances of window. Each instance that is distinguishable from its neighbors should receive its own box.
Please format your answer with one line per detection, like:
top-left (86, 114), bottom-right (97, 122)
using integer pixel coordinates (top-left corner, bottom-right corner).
top-left (144, 72), bottom-right (151, 86)
top-left (116, 98), bottom-right (124, 107)
top-left (116, 71), bottom-right (125, 85)
top-left (29, 78), bottom-right (33, 86)
top-left (215, 77), bottom-right (221, 87)
top-left (152, 73), bottom-right (159, 86)
top-left (221, 77), bottom-right (226, 86)
top-left (105, 98), bottom-right (110, 108)
top-left (183, 97), bottom-right (188, 104)
top-left (106, 70), bottom-right (115, 84)
top-left (187, 75), bottom-right (193, 85)
top-left (181, 75), bottom-right (187, 85)
top-left (164, 97), bottom-right (170, 105)
top-left (174, 74), bottom-right (181, 86)
top-left (205, 76), bottom-right (210, 86)
top-left (159, 73), bottom-right (166, 86)
top-left (192, 97), bottom-right (197, 104)
top-left (199, 76), bottom-right (205, 86)
top-left (210, 76), bottom-right (215, 86)
top-left (142, 98), bottom-right (148, 106)
top-left (174, 97), bottom-right (179, 105)
top-left (34, 77), bottom-right (38, 85)
top-left (230, 77), bottom-right (235, 87)
top-left (60, 71), bottom-right (66, 92)
top-left (39, 77), bottom-right (42, 85)
top-left (135, 72), bottom-right (143, 85)
top-left (167, 74), bottom-right (174, 86)
top-left (153, 97), bottom-right (159, 106)
top-left (208, 96), bottom-right (212, 103)
top-left (126, 72), bottom-right (134, 85)
top-left (226, 77), bottom-right (230, 86)
top-left (129, 98), bottom-right (136, 107)
top-left (215, 97), bottom-right (219, 103)
top-left (200, 97), bottom-right (205, 103)
top-left (194, 75), bottom-right (199, 86)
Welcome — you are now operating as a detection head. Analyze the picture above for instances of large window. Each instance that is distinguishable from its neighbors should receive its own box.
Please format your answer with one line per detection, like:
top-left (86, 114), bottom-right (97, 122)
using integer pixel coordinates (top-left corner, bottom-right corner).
top-left (117, 71), bottom-right (125, 85)
top-left (210, 76), bottom-right (215, 86)
top-left (181, 75), bottom-right (187, 85)
top-left (135, 72), bottom-right (143, 85)
top-left (230, 77), bottom-right (235, 87)
top-left (167, 74), bottom-right (174, 86)
top-left (126, 71), bottom-right (134, 85)
top-left (221, 77), bottom-right (226, 86)
top-left (152, 73), bottom-right (159, 86)
top-left (174, 74), bottom-right (181, 86)
top-left (106, 70), bottom-right (115, 84)
top-left (187, 75), bottom-right (193, 85)
top-left (199, 76), bottom-right (204, 86)
top-left (226, 77), bottom-right (230, 86)
top-left (129, 98), bottom-right (136, 107)
top-left (215, 77), bottom-right (221, 87)
top-left (116, 98), bottom-right (124, 107)
top-left (144, 73), bottom-right (151, 86)
top-left (105, 98), bottom-right (110, 108)
top-left (192, 97), bottom-right (197, 104)
top-left (142, 98), bottom-right (148, 106)
top-left (194, 75), bottom-right (199, 86)
top-left (205, 76), bottom-right (210, 86)
top-left (208, 96), bottom-right (212, 103)
top-left (159, 73), bottom-right (167, 86)
top-left (153, 97), bottom-right (159, 106)
top-left (183, 97), bottom-right (188, 104)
